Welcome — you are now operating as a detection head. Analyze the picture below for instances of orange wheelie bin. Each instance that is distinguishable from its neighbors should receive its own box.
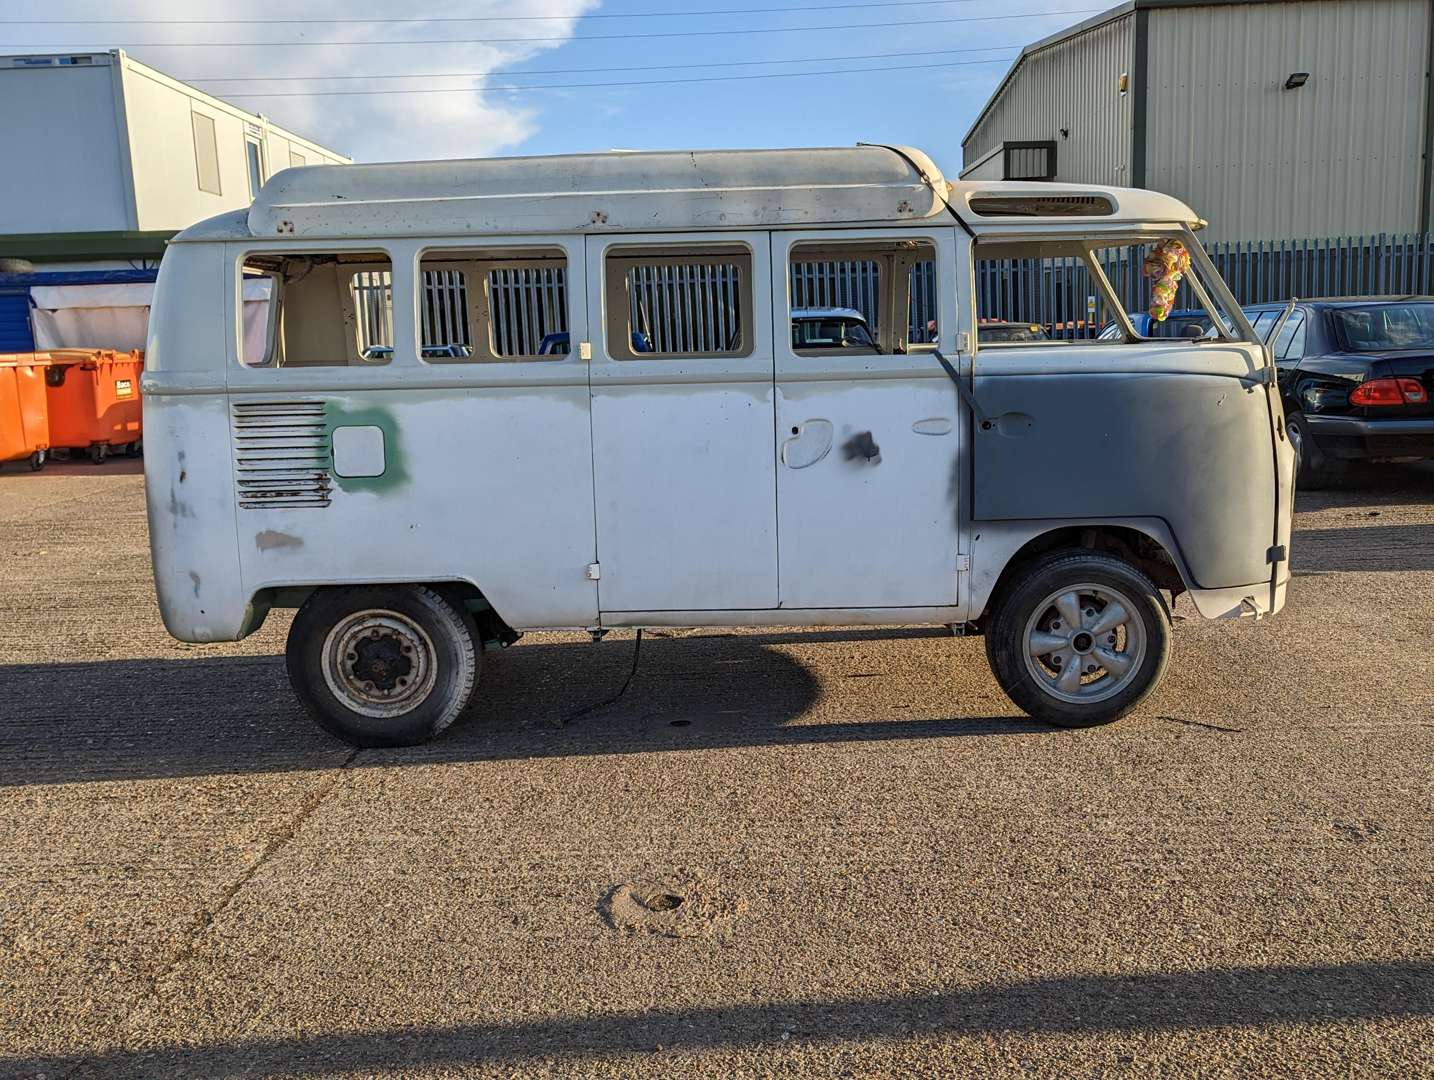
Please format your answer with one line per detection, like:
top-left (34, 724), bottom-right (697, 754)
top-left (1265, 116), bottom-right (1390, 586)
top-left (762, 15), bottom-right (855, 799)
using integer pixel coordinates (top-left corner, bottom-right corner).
top-left (44, 349), bottom-right (144, 463)
top-left (0, 353), bottom-right (52, 470)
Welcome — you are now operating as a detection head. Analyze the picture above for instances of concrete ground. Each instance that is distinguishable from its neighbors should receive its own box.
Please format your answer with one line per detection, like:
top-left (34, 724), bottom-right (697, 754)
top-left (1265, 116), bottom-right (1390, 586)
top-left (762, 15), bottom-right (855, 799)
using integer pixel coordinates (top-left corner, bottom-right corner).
top-left (0, 458), bottom-right (1430, 1079)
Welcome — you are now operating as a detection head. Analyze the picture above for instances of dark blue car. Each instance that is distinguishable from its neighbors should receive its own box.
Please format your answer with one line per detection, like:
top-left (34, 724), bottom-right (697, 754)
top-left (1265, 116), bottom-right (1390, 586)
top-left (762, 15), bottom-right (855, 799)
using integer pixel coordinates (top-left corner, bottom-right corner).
top-left (537, 331), bottom-right (651, 356)
top-left (1098, 310), bottom-right (1215, 340)
top-left (1244, 297), bottom-right (1434, 486)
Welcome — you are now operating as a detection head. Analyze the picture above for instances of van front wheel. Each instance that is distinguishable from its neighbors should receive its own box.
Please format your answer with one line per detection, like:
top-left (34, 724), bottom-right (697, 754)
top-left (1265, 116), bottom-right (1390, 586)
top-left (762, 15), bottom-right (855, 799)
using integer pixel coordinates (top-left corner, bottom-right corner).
top-left (985, 552), bottom-right (1169, 728)
top-left (286, 585), bottom-right (480, 748)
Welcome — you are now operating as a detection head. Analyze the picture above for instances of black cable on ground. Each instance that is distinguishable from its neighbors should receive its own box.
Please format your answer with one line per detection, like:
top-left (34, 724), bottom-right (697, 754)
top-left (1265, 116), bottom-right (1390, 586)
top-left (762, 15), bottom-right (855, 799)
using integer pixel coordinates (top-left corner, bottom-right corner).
top-left (557, 629), bottom-right (643, 728)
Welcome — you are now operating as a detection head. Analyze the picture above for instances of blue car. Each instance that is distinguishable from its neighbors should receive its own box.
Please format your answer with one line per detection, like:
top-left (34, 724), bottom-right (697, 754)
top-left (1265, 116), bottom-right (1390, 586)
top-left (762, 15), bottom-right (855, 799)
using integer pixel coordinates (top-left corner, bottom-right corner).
top-left (1098, 310), bottom-right (1215, 340)
top-left (537, 331), bottom-right (651, 356)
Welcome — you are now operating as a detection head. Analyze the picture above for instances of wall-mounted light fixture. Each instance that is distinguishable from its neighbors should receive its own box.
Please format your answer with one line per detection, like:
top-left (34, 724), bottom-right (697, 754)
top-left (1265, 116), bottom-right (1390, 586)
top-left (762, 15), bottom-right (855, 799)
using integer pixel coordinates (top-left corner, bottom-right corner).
top-left (1119, 72), bottom-right (1130, 95)
top-left (1283, 72), bottom-right (1310, 90)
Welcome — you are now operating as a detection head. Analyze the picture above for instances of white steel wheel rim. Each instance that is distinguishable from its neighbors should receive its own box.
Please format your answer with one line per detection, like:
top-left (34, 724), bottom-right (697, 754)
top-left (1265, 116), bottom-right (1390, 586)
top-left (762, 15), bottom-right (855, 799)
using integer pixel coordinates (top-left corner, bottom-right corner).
top-left (321, 609), bottom-right (439, 719)
top-left (1022, 582), bottom-right (1148, 706)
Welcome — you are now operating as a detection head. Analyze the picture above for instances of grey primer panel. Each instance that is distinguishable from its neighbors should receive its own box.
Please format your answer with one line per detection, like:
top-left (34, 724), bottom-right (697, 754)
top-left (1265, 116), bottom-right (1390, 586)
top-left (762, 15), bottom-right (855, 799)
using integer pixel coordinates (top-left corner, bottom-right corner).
top-left (972, 371), bottom-right (1274, 590)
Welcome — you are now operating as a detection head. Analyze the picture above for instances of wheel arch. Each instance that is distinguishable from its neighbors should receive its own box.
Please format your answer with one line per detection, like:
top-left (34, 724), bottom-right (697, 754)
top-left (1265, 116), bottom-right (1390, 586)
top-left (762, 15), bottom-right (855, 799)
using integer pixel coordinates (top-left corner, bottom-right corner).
top-left (968, 520), bottom-right (1190, 626)
top-left (240, 578), bottom-right (518, 646)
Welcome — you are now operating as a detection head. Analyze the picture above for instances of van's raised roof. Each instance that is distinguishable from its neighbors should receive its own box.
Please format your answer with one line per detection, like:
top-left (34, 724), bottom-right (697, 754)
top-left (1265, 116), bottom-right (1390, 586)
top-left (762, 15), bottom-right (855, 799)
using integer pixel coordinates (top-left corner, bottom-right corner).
top-left (175, 145), bottom-right (1200, 242)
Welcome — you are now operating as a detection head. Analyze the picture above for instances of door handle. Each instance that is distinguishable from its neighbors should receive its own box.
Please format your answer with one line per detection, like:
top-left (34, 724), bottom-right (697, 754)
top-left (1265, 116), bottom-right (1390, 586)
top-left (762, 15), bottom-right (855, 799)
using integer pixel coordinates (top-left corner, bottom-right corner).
top-left (781, 419), bottom-right (834, 469)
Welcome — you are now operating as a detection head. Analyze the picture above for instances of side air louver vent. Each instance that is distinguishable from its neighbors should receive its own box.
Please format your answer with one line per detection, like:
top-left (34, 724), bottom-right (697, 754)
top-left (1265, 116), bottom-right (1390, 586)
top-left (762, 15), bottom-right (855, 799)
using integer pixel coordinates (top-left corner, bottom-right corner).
top-left (232, 400), bottom-right (333, 509)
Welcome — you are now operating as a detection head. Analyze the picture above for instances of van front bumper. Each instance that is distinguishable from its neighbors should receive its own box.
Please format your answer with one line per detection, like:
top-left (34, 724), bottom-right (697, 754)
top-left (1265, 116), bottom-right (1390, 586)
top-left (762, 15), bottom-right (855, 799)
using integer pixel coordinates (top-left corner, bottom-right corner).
top-left (1188, 576), bottom-right (1288, 620)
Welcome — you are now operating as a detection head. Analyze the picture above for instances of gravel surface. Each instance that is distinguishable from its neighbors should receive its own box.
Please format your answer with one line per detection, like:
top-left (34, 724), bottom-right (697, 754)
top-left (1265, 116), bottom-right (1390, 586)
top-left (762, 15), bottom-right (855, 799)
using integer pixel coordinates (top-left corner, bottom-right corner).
top-left (1, 458), bottom-right (1431, 1079)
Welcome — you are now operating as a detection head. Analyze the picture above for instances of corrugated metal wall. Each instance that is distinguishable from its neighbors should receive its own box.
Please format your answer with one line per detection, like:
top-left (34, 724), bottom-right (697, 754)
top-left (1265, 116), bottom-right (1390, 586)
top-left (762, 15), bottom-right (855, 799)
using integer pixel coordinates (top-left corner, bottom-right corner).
top-left (0, 290), bottom-right (34, 351)
top-left (963, 13), bottom-right (1135, 184)
top-left (1145, 0), bottom-right (1430, 242)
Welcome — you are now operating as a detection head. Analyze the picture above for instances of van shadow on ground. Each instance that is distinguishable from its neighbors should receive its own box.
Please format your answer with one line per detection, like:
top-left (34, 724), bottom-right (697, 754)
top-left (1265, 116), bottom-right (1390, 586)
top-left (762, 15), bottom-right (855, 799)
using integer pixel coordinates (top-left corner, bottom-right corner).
top-left (1291, 522), bottom-right (1434, 572)
top-left (0, 629), bottom-right (1046, 787)
top-left (4, 958), bottom-right (1430, 1078)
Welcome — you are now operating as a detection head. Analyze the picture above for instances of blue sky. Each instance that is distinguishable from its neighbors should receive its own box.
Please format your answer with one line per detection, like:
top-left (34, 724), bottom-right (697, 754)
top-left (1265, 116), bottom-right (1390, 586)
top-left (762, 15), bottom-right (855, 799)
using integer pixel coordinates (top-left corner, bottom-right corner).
top-left (0, 1), bottom-right (1101, 172)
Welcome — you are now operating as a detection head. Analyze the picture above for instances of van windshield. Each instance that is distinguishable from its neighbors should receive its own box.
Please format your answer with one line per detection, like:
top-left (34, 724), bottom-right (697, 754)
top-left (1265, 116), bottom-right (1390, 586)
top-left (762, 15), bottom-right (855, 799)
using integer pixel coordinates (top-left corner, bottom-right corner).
top-left (1331, 303), bottom-right (1434, 352)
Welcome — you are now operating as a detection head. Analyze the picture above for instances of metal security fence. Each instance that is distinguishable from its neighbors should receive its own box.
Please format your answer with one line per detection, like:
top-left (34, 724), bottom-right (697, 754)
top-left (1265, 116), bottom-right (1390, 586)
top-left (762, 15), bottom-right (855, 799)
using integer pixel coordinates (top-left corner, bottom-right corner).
top-left (972, 233), bottom-right (1434, 339)
top-left (788, 259), bottom-right (939, 341)
top-left (626, 262), bottom-right (744, 354)
top-left (1206, 234), bottom-right (1434, 305)
top-left (790, 259), bottom-right (883, 326)
top-left (361, 234), bottom-right (1434, 356)
top-left (351, 272), bottom-right (393, 352)
top-left (420, 270), bottom-right (469, 350)
top-left (489, 266), bottom-right (567, 356)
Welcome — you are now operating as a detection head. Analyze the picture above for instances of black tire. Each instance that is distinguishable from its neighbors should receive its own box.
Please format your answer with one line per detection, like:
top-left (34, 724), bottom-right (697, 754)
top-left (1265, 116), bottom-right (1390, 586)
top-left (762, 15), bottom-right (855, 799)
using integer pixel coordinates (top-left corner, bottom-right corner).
top-left (29, 450), bottom-right (46, 471)
top-left (285, 585), bottom-right (481, 748)
top-left (985, 551), bottom-right (1170, 728)
top-left (88, 444), bottom-right (107, 465)
top-left (1285, 411), bottom-right (1346, 490)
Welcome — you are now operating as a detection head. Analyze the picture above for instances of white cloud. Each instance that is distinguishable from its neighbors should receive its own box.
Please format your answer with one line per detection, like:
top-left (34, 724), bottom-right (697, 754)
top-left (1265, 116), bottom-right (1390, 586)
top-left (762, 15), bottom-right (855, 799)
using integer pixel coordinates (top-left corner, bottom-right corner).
top-left (1, 0), bottom-right (601, 162)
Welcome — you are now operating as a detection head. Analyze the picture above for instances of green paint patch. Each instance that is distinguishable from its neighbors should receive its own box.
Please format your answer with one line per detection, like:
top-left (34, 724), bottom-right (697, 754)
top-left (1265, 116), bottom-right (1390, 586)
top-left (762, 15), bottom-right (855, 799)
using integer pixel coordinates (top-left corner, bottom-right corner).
top-left (323, 401), bottom-right (410, 494)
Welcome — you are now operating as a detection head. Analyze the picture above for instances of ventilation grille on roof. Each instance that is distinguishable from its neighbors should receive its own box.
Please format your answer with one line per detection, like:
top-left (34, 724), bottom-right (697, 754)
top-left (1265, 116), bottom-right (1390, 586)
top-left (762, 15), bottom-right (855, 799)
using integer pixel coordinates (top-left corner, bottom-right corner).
top-left (232, 400), bottom-right (332, 509)
top-left (968, 195), bottom-right (1115, 217)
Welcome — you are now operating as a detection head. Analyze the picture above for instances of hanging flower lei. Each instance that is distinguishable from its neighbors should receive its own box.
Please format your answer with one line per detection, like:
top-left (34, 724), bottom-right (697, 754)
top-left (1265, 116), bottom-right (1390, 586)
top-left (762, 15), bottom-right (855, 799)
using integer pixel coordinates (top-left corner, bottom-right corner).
top-left (1142, 239), bottom-right (1192, 323)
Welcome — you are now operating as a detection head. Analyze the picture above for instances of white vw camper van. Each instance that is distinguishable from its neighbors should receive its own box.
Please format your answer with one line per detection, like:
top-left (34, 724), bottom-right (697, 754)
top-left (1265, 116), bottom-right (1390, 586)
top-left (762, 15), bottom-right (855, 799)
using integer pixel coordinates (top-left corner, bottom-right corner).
top-left (143, 146), bottom-right (1294, 746)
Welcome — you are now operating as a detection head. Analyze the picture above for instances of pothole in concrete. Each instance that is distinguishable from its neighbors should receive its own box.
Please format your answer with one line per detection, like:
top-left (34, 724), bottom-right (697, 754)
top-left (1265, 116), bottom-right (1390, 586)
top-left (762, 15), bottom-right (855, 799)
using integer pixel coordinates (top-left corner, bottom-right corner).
top-left (599, 877), bottom-right (746, 939)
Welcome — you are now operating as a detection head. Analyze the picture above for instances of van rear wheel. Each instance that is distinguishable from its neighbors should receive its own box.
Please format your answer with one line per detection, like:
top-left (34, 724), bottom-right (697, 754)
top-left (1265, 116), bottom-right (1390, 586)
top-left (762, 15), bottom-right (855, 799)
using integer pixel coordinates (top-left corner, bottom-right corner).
top-left (286, 585), bottom-right (480, 748)
top-left (985, 551), bottom-right (1170, 728)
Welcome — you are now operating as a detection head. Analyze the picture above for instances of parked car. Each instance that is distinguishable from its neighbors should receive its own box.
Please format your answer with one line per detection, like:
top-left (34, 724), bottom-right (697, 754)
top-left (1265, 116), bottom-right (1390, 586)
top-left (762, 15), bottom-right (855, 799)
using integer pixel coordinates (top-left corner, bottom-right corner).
top-left (538, 331), bottom-right (651, 355)
top-left (1243, 297), bottom-right (1434, 486)
top-left (790, 307), bottom-right (878, 351)
top-left (361, 343), bottom-right (474, 361)
top-left (1098, 310), bottom-right (1214, 340)
top-left (978, 321), bottom-right (1050, 344)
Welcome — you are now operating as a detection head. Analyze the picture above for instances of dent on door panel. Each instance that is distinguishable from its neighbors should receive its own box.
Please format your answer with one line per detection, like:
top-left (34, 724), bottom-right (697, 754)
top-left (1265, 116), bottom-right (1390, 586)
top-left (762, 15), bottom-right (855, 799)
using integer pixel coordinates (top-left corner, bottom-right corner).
top-left (972, 371), bottom-right (1275, 589)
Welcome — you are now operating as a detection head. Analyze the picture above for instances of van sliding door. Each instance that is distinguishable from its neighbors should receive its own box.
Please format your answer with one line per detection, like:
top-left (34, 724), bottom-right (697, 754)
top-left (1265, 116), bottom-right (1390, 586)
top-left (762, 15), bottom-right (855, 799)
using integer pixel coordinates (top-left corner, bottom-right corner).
top-left (585, 233), bottom-right (779, 615)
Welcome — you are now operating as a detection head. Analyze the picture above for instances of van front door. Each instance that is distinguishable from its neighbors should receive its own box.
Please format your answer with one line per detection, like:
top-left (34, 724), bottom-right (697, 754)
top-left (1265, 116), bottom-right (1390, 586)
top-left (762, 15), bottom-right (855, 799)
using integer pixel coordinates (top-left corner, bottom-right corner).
top-left (586, 234), bottom-right (779, 615)
top-left (771, 230), bottom-right (964, 610)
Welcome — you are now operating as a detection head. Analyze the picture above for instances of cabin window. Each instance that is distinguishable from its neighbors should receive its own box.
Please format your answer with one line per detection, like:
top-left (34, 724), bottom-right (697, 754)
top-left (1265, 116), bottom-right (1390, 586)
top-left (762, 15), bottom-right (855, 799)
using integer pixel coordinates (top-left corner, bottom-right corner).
top-left (238, 251), bottom-right (394, 367)
top-left (191, 112), bottom-right (221, 196)
top-left (416, 247), bottom-right (569, 361)
top-left (603, 246), bottom-right (752, 359)
top-left (245, 139), bottom-right (265, 198)
top-left (973, 236), bottom-right (1238, 349)
top-left (787, 241), bottom-right (937, 357)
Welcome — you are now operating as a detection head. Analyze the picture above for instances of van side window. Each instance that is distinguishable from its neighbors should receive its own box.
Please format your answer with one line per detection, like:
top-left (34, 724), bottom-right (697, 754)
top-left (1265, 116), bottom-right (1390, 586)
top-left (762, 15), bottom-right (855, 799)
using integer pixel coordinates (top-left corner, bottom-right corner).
top-left (604, 246), bottom-right (752, 359)
top-left (418, 247), bottom-right (569, 361)
top-left (239, 251), bottom-right (394, 367)
top-left (787, 241), bottom-right (938, 357)
top-left (974, 237), bottom-right (1234, 348)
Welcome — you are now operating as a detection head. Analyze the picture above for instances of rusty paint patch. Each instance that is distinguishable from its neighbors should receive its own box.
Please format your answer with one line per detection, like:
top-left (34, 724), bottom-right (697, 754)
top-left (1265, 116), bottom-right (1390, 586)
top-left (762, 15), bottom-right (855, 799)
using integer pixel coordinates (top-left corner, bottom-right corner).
top-left (255, 530), bottom-right (304, 552)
